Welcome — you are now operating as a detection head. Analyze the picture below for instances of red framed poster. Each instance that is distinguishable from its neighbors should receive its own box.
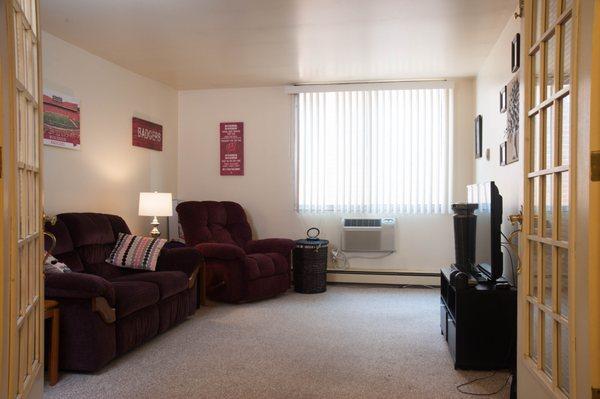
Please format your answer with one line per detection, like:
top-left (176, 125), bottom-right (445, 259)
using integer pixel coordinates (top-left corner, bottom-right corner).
top-left (43, 90), bottom-right (81, 150)
top-left (132, 117), bottom-right (163, 151)
top-left (220, 122), bottom-right (244, 175)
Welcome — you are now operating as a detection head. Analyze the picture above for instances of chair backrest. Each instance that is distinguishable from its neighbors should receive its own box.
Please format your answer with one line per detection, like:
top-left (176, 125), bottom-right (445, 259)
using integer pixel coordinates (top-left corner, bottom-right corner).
top-left (176, 201), bottom-right (252, 247)
top-left (45, 212), bottom-right (131, 279)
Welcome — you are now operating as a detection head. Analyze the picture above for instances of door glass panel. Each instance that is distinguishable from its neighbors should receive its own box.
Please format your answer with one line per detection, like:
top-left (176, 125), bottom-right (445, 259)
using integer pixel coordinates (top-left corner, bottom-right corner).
top-left (561, 18), bottom-right (572, 90)
top-left (543, 313), bottom-right (553, 376)
top-left (534, 0), bottom-right (544, 41)
top-left (558, 248), bottom-right (568, 317)
top-left (563, 0), bottom-right (573, 10)
top-left (559, 172), bottom-right (569, 241)
top-left (532, 113), bottom-right (541, 171)
top-left (546, 34), bottom-right (557, 99)
top-left (544, 176), bottom-right (553, 238)
top-left (532, 177), bottom-right (540, 234)
top-left (530, 241), bottom-right (539, 297)
top-left (560, 95), bottom-right (570, 166)
top-left (543, 244), bottom-right (553, 307)
top-left (559, 323), bottom-right (570, 393)
top-left (530, 304), bottom-right (539, 361)
top-left (534, 50), bottom-right (542, 106)
top-left (545, 106), bottom-right (554, 169)
top-left (547, 0), bottom-right (559, 27)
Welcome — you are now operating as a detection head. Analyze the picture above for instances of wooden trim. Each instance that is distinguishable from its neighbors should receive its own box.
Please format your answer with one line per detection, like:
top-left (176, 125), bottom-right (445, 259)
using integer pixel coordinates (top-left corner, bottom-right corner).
top-left (527, 235), bottom-right (569, 248)
top-left (529, 8), bottom-right (573, 55)
top-left (91, 297), bottom-right (116, 324)
top-left (188, 266), bottom-right (199, 289)
top-left (528, 164), bottom-right (569, 178)
top-left (528, 87), bottom-right (570, 117)
top-left (199, 262), bottom-right (207, 306)
top-left (0, 9), bottom-right (5, 398)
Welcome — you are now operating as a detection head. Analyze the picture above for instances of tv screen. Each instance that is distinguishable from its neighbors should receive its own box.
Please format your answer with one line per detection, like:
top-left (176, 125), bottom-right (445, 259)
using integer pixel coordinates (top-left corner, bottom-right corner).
top-left (468, 183), bottom-right (492, 271)
top-left (467, 181), bottom-right (503, 281)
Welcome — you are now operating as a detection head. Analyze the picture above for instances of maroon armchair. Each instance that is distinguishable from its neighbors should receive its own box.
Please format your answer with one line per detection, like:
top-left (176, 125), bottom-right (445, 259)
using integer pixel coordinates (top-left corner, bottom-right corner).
top-left (176, 201), bottom-right (295, 303)
top-left (44, 213), bottom-right (204, 372)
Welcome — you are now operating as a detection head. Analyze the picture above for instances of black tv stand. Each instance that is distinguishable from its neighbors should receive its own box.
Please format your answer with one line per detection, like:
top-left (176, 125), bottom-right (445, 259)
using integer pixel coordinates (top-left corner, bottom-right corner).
top-left (440, 266), bottom-right (516, 370)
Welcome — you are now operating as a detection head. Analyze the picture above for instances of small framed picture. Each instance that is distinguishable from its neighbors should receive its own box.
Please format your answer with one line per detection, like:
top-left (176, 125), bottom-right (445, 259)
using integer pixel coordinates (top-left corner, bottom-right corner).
top-left (500, 86), bottom-right (507, 113)
top-left (474, 115), bottom-right (483, 158)
top-left (500, 141), bottom-right (507, 166)
top-left (511, 33), bottom-right (521, 73)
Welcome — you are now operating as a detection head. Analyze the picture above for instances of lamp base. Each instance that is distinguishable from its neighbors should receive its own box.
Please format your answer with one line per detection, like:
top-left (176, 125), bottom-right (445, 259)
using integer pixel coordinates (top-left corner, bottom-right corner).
top-left (150, 216), bottom-right (161, 238)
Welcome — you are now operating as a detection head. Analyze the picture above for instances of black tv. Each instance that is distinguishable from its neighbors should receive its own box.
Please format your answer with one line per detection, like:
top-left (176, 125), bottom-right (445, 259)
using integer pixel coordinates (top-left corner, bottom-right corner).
top-left (467, 181), bottom-right (503, 281)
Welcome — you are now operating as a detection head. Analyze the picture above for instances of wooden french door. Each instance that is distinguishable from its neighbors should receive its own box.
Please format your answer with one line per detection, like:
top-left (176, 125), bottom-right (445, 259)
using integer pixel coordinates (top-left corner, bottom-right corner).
top-left (522, 0), bottom-right (577, 397)
top-left (2, 0), bottom-right (44, 397)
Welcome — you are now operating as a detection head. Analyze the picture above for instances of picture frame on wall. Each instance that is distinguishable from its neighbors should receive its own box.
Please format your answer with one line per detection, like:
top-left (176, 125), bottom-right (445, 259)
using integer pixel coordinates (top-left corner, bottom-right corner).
top-left (500, 141), bottom-right (507, 166)
top-left (474, 115), bottom-right (482, 158)
top-left (499, 85), bottom-right (507, 113)
top-left (511, 33), bottom-right (520, 73)
top-left (505, 76), bottom-right (520, 164)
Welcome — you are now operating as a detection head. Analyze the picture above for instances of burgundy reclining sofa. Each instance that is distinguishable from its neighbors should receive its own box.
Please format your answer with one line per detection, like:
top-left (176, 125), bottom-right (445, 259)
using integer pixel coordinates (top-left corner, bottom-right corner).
top-left (176, 201), bottom-right (295, 303)
top-left (44, 212), bottom-right (204, 372)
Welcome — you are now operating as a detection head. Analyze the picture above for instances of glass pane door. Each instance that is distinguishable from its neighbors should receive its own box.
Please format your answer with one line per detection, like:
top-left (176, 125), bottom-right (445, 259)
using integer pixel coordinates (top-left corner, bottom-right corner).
top-left (7, 0), bottom-right (43, 397)
top-left (524, 0), bottom-right (576, 397)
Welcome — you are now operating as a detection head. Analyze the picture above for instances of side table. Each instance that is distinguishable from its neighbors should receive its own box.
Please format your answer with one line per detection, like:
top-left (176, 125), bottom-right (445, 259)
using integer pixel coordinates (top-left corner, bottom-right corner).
top-left (44, 299), bottom-right (60, 386)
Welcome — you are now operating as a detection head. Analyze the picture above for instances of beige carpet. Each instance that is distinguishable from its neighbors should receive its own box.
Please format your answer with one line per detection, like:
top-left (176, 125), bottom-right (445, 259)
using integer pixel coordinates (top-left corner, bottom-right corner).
top-left (44, 285), bottom-right (511, 399)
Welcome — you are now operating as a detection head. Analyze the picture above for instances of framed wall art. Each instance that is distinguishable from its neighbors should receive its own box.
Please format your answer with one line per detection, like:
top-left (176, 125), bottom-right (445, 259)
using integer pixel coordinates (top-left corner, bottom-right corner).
top-left (511, 33), bottom-right (520, 73)
top-left (475, 115), bottom-right (482, 158)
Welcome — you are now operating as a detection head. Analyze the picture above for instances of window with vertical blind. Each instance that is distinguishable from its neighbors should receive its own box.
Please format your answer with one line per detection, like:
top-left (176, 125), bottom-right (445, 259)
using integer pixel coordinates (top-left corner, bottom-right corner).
top-left (290, 82), bottom-right (453, 214)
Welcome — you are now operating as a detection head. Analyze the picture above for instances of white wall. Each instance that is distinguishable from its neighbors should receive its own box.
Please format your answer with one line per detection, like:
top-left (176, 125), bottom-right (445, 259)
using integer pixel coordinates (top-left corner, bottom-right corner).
top-left (474, 17), bottom-right (522, 284)
top-left (42, 32), bottom-right (179, 235)
top-left (178, 80), bottom-right (474, 274)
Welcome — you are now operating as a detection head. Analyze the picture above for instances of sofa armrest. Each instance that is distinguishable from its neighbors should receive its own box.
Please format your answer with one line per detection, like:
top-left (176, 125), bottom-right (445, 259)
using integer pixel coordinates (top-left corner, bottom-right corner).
top-left (45, 272), bottom-right (115, 306)
top-left (194, 243), bottom-right (247, 262)
top-left (245, 238), bottom-right (295, 256)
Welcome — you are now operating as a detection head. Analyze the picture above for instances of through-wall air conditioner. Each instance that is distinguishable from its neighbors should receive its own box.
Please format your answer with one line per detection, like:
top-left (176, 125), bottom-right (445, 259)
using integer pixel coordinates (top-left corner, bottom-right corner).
top-left (341, 218), bottom-right (396, 252)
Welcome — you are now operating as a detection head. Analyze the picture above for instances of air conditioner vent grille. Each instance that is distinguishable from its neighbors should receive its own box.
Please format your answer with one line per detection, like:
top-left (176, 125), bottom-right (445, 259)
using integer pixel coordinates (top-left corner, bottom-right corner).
top-left (343, 219), bottom-right (382, 227)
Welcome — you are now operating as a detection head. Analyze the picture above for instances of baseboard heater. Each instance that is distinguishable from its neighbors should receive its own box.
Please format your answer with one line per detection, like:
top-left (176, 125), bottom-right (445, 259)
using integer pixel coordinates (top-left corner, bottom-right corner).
top-left (326, 269), bottom-right (439, 287)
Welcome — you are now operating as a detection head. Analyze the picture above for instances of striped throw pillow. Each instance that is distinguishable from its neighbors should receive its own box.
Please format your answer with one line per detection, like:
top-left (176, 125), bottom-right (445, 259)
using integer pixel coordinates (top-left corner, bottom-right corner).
top-left (107, 233), bottom-right (167, 271)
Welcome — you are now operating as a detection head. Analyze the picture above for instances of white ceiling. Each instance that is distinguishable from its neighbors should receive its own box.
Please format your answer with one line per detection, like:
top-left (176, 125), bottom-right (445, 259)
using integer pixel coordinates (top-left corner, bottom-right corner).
top-left (40, 0), bottom-right (516, 90)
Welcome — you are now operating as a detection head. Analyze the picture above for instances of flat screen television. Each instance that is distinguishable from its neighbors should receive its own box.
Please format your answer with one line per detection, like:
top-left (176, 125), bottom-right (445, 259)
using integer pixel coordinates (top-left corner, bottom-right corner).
top-left (467, 181), bottom-right (503, 281)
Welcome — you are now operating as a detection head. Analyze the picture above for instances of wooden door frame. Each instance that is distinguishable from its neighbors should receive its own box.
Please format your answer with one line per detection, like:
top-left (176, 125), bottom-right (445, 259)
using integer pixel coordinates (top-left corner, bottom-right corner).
top-left (587, 0), bottom-right (600, 394)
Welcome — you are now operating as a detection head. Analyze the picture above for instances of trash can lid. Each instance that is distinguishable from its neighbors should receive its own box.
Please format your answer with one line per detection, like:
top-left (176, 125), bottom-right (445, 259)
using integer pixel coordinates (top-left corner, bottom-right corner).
top-left (295, 238), bottom-right (329, 246)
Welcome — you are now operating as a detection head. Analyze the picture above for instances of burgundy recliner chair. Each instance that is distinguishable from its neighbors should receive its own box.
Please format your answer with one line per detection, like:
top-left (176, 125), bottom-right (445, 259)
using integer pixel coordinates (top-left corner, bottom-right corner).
top-left (44, 213), bottom-right (203, 372)
top-left (176, 201), bottom-right (295, 303)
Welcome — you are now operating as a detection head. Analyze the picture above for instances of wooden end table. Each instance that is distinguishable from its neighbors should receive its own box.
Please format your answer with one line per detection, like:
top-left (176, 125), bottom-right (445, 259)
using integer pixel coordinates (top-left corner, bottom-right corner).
top-left (44, 300), bottom-right (60, 386)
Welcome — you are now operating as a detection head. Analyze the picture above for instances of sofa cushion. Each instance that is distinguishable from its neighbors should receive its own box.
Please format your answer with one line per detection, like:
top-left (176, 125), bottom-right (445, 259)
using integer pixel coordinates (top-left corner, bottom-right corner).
top-left (112, 271), bottom-right (188, 300)
top-left (86, 262), bottom-right (128, 281)
top-left (59, 213), bottom-right (116, 248)
top-left (112, 281), bottom-right (159, 318)
top-left (245, 253), bottom-right (289, 280)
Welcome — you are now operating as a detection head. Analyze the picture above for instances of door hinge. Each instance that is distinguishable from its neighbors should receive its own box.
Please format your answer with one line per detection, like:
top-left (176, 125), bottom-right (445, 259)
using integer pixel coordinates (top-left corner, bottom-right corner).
top-left (592, 151), bottom-right (600, 181)
top-left (592, 387), bottom-right (600, 399)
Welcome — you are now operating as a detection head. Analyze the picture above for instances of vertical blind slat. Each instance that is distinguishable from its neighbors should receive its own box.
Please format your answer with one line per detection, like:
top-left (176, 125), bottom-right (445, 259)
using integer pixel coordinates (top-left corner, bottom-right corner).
top-left (296, 87), bottom-right (451, 214)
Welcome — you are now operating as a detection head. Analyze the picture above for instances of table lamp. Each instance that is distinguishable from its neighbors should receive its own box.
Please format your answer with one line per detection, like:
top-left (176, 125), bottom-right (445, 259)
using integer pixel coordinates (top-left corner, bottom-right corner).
top-left (138, 192), bottom-right (173, 238)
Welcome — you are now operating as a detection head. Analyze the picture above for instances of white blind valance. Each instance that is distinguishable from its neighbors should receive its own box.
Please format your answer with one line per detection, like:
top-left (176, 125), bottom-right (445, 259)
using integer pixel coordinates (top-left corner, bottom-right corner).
top-left (294, 85), bottom-right (453, 214)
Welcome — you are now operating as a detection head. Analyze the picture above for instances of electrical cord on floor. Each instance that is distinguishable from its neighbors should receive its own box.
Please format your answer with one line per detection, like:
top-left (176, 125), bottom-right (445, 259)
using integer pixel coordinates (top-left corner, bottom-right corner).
top-left (332, 249), bottom-right (394, 270)
top-left (397, 284), bottom-right (436, 289)
top-left (501, 243), bottom-right (517, 286)
top-left (456, 307), bottom-right (517, 397)
top-left (456, 372), bottom-right (512, 396)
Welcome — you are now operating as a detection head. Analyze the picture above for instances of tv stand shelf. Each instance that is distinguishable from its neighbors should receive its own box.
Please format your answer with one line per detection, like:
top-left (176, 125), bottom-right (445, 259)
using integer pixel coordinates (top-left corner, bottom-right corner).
top-left (440, 267), bottom-right (516, 370)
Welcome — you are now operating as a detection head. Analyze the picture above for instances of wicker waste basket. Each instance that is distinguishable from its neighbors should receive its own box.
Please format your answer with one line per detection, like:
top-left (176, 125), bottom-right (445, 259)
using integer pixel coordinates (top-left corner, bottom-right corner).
top-left (293, 228), bottom-right (329, 294)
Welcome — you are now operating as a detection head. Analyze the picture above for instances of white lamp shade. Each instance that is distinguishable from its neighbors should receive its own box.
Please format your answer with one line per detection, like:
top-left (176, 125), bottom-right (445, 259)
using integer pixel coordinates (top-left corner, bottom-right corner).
top-left (138, 192), bottom-right (173, 217)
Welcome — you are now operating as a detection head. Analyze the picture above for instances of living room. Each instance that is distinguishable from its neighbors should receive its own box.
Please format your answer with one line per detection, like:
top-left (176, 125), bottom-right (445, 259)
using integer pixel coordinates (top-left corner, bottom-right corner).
top-left (1, 1), bottom-right (599, 398)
